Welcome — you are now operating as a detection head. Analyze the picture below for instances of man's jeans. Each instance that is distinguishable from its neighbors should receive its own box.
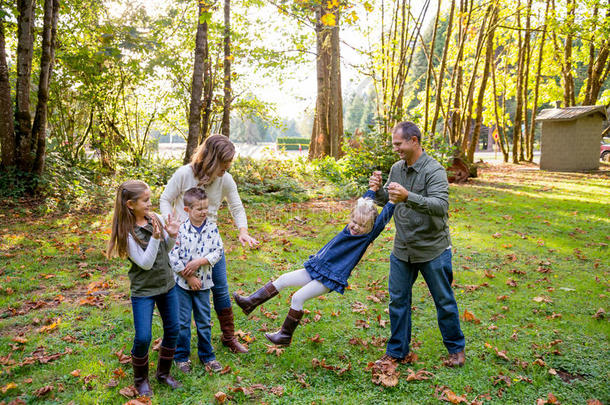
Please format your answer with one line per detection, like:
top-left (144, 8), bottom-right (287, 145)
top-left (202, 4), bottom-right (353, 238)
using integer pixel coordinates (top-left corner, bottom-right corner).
top-left (130, 285), bottom-right (179, 358)
top-left (386, 249), bottom-right (465, 359)
top-left (174, 285), bottom-right (215, 363)
top-left (211, 253), bottom-right (231, 312)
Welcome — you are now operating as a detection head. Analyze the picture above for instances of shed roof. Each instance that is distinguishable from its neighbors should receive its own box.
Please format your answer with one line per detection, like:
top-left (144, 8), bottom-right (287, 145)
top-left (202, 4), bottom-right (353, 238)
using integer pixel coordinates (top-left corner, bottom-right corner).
top-left (535, 105), bottom-right (607, 122)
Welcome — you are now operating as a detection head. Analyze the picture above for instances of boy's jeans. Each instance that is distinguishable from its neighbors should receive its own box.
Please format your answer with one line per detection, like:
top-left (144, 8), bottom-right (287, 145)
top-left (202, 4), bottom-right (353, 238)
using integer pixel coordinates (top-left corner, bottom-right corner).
top-left (175, 285), bottom-right (215, 363)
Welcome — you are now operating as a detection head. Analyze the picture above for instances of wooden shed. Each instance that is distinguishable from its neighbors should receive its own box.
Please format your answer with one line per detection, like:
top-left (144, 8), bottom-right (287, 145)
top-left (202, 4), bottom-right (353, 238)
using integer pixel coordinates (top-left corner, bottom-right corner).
top-left (536, 105), bottom-right (607, 171)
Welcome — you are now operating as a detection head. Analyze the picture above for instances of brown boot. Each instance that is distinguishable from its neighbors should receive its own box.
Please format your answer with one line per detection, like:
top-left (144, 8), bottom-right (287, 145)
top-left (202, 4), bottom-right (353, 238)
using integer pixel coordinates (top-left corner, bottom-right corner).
top-left (444, 350), bottom-right (466, 367)
top-left (155, 346), bottom-right (182, 389)
top-left (233, 282), bottom-right (278, 315)
top-left (218, 307), bottom-right (249, 353)
top-left (265, 308), bottom-right (303, 346)
top-left (132, 354), bottom-right (153, 396)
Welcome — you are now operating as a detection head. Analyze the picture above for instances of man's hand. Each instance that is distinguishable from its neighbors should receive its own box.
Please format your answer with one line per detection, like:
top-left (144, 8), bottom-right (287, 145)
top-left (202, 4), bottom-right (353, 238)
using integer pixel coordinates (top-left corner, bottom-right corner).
top-left (388, 182), bottom-right (408, 203)
top-left (186, 276), bottom-right (202, 291)
top-left (369, 171), bottom-right (382, 192)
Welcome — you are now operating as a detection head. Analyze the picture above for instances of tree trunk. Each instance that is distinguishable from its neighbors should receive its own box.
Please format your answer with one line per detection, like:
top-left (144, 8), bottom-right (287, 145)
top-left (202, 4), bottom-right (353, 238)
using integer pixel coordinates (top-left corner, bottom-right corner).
top-left (512, 0), bottom-right (525, 164)
top-left (185, 3), bottom-right (208, 164)
top-left (221, 0), bottom-right (231, 137)
top-left (309, 6), bottom-right (343, 160)
top-left (583, 5), bottom-right (610, 105)
top-left (15, 0), bottom-right (36, 170)
top-left (528, 0), bottom-right (551, 162)
top-left (32, 0), bottom-right (59, 175)
top-left (520, 0), bottom-right (532, 162)
top-left (424, 0), bottom-right (442, 135)
top-left (0, 17), bottom-right (15, 168)
top-left (430, 0), bottom-right (455, 138)
top-left (467, 5), bottom-right (497, 163)
top-left (562, 0), bottom-right (575, 107)
top-left (491, 52), bottom-right (508, 161)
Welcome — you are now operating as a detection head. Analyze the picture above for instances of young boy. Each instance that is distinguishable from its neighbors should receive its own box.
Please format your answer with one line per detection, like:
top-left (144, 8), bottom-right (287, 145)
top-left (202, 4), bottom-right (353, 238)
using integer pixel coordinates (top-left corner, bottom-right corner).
top-left (169, 187), bottom-right (223, 373)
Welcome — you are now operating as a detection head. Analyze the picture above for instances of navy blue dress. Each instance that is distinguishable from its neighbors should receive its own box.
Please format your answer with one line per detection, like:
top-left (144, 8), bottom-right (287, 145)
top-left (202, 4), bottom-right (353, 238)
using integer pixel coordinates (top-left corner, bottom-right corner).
top-left (304, 190), bottom-right (395, 294)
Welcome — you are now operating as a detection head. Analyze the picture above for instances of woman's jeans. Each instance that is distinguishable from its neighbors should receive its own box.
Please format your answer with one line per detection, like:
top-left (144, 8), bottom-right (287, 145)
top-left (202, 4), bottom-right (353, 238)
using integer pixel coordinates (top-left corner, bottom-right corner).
top-left (211, 253), bottom-right (231, 312)
top-left (130, 285), bottom-right (179, 358)
top-left (174, 285), bottom-right (215, 363)
top-left (386, 249), bottom-right (465, 359)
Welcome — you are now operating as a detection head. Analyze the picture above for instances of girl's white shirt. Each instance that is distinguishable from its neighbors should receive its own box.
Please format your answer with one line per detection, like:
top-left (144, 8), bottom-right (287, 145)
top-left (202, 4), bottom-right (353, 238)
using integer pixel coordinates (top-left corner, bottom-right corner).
top-left (127, 213), bottom-right (176, 270)
top-left (160, 164), bottom-right (248, 228)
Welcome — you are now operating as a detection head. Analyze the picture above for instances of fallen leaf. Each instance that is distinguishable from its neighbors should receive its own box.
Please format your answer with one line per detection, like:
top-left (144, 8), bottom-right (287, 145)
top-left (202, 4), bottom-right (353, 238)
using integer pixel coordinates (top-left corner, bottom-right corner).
top-left (113, 368), bottom-right (127, 378)
top-left (463, 310), bottom-right (481, 324)
top-left (124, 397), bottom-right (152, 405)
top-left (119, 386), bottom-right (138, 398)
top-left (442, 388), bottom-right (468, 403)
top-left (533, 358), bottom-right (546, 367)
top-left (405, 368), bottom-right (434, 381)
top-left (70, 369), bottom-right (81, 377)
top-left (265, 344), bottom-right (284, 356)
top-left (270, 385), bottom-right (284, 396)
top-left (34, 385), bottom-right (53, 397)
top-left (1, 382), bottom-right (17, 393)
top-left (533, 296), bottom-right (553, 303)
top-left (309, 334), bottom-right (325, 343)
top-left (214, 391), bottom-right (227, 403)
top-left (592, 308), bottom-right (605, 319)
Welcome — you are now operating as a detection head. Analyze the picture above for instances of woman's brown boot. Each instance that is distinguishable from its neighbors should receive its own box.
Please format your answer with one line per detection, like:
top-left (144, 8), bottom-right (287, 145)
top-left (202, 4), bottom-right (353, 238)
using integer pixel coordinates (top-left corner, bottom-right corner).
top-left (218, 307), bottom-right (249, 353)
top-left (132, 353), bottom-right (153, 396)
top-left (233, 282), bottom-right (278, 315)
top-left (155, 346), bottom-right (182, 389)
top-left (265, 308), bottom-right (304, 346)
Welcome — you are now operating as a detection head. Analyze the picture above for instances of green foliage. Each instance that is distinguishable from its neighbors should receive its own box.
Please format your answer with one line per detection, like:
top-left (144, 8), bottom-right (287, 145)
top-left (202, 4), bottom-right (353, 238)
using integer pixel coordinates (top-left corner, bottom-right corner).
top-left (276, 137), bottom-right (310, 145)
top-left (230, 156), bottom-right (309, 202)
top-left (340, 127), bottom-right (397, 186)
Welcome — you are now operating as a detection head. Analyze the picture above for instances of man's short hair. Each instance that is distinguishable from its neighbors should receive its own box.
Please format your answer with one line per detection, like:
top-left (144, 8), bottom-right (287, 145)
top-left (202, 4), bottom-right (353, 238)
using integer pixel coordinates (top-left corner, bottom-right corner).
top-left (394, 121), bottom-right (421, 143)
top-left (183, 187), bottom-right (207, 208)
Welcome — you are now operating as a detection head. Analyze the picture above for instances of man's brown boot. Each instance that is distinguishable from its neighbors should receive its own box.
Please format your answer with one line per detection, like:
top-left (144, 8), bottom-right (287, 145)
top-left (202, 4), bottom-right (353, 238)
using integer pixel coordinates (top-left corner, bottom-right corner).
top-left (233, 282), bottom-right (279, 315)
top-left (155, 346), bottom-right (182, 389)
top-left (265, 308), bottom-right (304, 346)
top-left (132, 353), bottom-right (153, 396)
top-left (218, 307), bottom-right (249, 353)
top-left (445, 350), bottom-right (466, 367)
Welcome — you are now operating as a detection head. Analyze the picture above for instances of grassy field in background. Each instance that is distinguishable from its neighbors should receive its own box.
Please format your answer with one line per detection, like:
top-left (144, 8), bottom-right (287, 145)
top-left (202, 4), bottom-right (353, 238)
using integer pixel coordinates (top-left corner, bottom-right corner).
top-left (0, 163), bottom-right (608, 404)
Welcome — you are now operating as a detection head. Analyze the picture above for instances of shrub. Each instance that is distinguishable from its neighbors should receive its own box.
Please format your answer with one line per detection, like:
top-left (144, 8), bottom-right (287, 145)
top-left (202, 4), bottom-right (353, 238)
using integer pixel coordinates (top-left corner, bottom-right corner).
top-left (230, 156), bottom-right (308, 202)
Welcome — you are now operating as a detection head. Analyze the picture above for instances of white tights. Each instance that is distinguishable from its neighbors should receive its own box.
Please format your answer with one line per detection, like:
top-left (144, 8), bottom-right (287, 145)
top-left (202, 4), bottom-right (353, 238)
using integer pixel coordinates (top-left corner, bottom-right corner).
top-left (271, 269), bottom-right (330, 311)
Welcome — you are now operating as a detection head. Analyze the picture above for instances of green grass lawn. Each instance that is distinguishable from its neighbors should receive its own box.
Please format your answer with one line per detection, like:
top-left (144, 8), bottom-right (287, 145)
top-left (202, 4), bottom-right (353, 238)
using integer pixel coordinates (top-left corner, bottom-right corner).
top-left (0, 163), bottom-right (608, 404)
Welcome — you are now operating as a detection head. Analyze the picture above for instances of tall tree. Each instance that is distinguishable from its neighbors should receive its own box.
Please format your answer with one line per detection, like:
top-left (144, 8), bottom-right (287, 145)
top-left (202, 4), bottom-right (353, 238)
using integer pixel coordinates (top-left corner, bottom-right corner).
top-left (1, 0), bottom-right (59, 177)
top-left (308, 3), bottom-right (343, 159)
top-left (582, 2), bottom-right (610, 105)
top-left (221, 0), bottom-right (231, 137)
top-left (185, 1), bottom-right (213, 164)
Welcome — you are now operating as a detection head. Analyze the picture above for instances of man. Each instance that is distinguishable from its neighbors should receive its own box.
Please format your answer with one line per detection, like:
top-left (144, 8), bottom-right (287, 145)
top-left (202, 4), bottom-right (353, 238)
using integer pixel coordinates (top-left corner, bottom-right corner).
top-left (370, 121), bottom-right (465, 367)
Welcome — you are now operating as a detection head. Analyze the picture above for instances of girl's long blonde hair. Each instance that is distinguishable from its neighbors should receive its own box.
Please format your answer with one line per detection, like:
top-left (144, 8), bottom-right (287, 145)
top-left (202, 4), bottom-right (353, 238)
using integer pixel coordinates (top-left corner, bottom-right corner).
top-left (107, 180), bottom-right (162, 259)
top-left (191, 134), bottom-right (235, 185)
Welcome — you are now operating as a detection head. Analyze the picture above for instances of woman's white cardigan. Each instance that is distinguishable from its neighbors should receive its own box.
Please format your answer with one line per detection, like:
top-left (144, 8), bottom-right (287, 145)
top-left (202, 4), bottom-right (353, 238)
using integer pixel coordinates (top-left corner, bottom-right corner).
top-left (160, 164), bottom-right (248, 229)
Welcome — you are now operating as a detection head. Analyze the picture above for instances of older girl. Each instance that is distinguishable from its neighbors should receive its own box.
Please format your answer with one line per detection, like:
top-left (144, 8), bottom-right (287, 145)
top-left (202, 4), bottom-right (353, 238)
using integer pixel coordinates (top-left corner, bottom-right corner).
top-left (160, 135), bottom-right (258, 353)
top-left (107, 180), bottom-right (182, 396)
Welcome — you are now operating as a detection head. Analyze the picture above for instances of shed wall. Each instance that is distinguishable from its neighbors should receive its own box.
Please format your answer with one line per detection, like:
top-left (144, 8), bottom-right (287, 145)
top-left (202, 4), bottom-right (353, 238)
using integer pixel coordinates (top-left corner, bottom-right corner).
top-left (539, 116), bottom-right (601, 171)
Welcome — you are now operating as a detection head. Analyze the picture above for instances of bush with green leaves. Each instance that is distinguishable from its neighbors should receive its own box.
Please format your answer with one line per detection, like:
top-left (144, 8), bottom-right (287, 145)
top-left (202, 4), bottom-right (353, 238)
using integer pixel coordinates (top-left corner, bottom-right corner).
top-left (230, 156), bottom-right (309, 202)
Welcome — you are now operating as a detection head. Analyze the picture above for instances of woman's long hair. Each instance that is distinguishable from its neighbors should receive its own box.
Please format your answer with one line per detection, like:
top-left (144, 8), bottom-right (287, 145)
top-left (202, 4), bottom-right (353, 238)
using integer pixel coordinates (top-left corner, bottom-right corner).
top-left (107, 180), bottom-right (162, 259)
top-left (191, 134), bottom-right (235, 185)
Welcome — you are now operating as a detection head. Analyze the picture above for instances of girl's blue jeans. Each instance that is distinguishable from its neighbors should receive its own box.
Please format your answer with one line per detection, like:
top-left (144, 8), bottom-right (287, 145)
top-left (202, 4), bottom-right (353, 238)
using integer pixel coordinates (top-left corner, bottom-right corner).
top-left (386, 249), bottom-right (465, 359)
top-left (130, 285), bottom-right (179, 358)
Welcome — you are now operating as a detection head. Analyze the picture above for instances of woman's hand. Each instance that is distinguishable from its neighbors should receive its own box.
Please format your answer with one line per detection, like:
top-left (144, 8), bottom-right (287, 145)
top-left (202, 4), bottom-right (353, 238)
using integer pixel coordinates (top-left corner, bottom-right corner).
top-left (165, 212), bottom-right (180, 239)
top-left (239, 228), bottom-right (259, 248)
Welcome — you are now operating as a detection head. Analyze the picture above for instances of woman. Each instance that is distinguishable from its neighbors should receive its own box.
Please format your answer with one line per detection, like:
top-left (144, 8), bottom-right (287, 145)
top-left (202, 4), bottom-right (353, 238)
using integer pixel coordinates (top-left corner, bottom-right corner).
top-left (160, 134), bottom-right (258, 354)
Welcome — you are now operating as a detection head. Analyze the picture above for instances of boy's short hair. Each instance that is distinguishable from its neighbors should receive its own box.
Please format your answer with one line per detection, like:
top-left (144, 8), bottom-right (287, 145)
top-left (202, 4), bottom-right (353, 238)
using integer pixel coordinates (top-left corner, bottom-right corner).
top-left (183, 187), bottom-right (208, 208)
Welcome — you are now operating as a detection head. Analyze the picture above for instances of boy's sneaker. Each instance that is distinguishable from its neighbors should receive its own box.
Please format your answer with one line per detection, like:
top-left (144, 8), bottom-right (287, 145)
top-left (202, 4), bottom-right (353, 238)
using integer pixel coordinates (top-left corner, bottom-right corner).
top-left (175, 360), bottom-right (192, 373)
top-left (204, 360), bottom-right (223, 373)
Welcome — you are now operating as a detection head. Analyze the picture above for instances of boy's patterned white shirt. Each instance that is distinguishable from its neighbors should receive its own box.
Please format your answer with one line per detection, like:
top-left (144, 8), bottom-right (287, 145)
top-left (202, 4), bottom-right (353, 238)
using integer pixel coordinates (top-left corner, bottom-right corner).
top-left (169, 218), bottom-right (223, 291)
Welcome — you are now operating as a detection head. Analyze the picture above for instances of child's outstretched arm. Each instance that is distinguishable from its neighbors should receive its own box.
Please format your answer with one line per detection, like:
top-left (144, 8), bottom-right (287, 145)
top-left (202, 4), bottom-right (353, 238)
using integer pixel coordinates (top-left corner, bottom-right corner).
top-left (367, 196), bottom-right (396, 241)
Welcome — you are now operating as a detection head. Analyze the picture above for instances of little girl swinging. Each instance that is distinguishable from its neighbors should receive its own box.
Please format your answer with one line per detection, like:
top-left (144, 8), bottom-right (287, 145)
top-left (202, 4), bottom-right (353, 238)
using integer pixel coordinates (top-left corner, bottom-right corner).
top-left (234, 183), bottom-right (397, 346)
